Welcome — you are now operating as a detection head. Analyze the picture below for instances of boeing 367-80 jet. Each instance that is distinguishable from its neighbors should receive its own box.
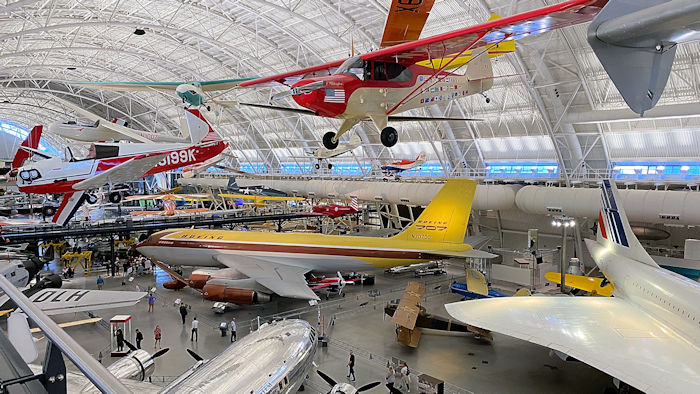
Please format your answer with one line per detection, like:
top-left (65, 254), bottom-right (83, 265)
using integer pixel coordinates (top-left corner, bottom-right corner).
top-left (446, 180), bottom-right (700, 393)
top-left (13, 109), bottom-right (227, 225)
top-left (137, 179), bottom-right (495, 302)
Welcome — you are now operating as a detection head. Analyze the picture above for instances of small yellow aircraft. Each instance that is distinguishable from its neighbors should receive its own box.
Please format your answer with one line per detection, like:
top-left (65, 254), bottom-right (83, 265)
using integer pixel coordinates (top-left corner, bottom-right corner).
top-left (218, 193), bottom-right (306, 208)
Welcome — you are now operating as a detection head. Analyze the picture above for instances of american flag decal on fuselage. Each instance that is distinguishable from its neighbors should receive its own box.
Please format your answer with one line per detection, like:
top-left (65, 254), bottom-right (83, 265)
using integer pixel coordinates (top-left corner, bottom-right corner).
top-left (324, 88), bottom-right (345, 103)
top-left (599, 179), bottom-right (629, 247)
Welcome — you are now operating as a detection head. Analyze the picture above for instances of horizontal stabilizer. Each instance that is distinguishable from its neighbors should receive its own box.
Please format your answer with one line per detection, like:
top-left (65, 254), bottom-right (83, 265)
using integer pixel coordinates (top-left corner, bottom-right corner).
top-left (28, 288), bottom-right (147, 315)
top-left (431, 249), bottom-right (498, 259)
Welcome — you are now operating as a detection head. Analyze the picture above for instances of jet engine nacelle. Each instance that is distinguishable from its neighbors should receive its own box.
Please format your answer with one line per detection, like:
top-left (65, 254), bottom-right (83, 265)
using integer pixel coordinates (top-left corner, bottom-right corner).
top-left (202, 279), bottom-right (272, 305)
top-left (188, 268), bottom-right (245, 289)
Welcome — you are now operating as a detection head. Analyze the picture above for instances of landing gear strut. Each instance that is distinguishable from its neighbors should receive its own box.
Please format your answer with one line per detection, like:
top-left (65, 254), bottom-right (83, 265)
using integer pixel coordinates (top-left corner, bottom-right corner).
top-left (322, 132), bottom-right (339, 150)
top-left (380, 127), bottom-right (398, 148)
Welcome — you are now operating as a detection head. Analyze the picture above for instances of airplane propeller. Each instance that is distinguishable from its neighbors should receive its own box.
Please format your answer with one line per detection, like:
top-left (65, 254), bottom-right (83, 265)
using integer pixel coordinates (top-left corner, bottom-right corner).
top-left (187, 348), bottom-right (204, 362)
top-left (356, 381), bottom-right (382, 392)
top-left (124, 339), bottom-right (170, 360)
top-left (317, 370), bottom-right (381, 393)
top-left (271, 81), bottom-right (325, 101)
top-left (316, 370), bottom-right (337, 386)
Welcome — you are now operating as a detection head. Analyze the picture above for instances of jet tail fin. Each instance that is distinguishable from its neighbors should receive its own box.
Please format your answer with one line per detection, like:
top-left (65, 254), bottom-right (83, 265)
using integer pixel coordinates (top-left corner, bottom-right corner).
top-left (12, 125), bottom-right (43, 169)
top-left (391, 179), bottom-right (476, 244)
top-left (597, 180), bottom-right (658, 267)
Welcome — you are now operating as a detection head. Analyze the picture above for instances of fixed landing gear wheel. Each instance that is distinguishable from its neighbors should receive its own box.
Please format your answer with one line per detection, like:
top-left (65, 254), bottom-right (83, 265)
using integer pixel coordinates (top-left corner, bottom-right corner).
top-left (327, 163), bottom-right (333, 170)
top-left (314, 163), bottom-right (320, 170)
top-left (322, 131), bottom-right (339, 150)
top-left (380, 127), bottom-right (398, 147)
top-left (108, 192), bottom-right (122, 204)
top-left (42, 205), bottom-right (56, 217)
top-left (86, 194), bottom-right (98, 204)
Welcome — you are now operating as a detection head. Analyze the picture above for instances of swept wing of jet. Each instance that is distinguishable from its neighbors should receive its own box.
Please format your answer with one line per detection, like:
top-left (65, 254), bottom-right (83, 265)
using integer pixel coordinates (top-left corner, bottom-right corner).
top-left (445, 180), bottom-right (700, 393)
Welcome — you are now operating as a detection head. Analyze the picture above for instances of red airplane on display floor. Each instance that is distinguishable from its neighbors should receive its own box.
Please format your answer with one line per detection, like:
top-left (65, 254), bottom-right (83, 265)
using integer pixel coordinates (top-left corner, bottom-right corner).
top-left (311, 204), bottom-right (358, 219)
top-left (239, 0), bottom-right (608, 150)
top-left (13, 109), bottom-right (227, 225)
top-left (307, 272), bottom-right (361, 298)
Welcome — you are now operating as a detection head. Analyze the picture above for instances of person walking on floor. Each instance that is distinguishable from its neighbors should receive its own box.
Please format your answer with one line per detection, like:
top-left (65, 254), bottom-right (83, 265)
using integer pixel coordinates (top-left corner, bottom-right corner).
top-left (96, 275), bottom-right (104, 290)
top-left (135, 328), bottom-right (143, 349)
top-left (154, 325), bottom-right (162, 349)
top-left (179, 303), bottom-right (188, 324)
top-left (230, 317), bottom-right (237, 342)
top-left (191, 317), bottom-right (198, 341)
top-left (115, 328), bottom-right (124, 352)
top-left (148, 293), bottom-right (155, 312)
top-left (346, 350), bottom-right (355, 381)
top-left (386, 365), bottom-right (400, 394)
top-left (400, 362), bottom-right (411, 392)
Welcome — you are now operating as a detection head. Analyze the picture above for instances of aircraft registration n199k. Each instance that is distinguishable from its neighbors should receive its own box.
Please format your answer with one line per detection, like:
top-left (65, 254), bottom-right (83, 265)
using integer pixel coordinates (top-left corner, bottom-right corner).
top-left (13, 109), bottom-right (227, 225)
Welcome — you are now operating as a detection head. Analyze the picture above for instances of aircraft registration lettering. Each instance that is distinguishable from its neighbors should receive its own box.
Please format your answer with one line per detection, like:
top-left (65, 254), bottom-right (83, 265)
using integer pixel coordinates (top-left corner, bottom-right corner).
top-left (33, 290), bottom-right (89, 303)
top-left (157, 148), bottom-right (197, 167)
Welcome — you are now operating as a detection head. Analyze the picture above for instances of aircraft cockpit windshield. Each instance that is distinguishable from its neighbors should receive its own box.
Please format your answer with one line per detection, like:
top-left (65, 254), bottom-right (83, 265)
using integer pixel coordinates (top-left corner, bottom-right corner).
top-left (334, 56), bottom-right (365, 80)
top-left (71, 144), bottom-right (120, 161)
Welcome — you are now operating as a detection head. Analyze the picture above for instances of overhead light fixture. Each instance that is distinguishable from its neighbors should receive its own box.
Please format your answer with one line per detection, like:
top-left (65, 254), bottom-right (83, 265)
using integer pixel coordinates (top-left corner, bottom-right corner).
top-left (133, 28), bottom-right (146, 36)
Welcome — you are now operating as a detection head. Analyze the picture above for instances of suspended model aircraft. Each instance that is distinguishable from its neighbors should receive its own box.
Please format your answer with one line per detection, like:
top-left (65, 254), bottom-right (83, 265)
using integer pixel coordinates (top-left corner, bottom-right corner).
top-left (237, 0), bottom-right (608, 149)
top-left (295, 134), bottom-right (362, 170)
top-left (381, 151), bottom-right (427, 178)
top-left (445, 180), bottom-right (700, 393)
top-left (49, 99), bottom-right (189, 143)
top-left (13, 109), bottom-right (227, 225)
top-left (69, 78), bottom-right (253, 110)
top-left (0, 274), bottom-right (317, 393)
top-left (138, 179), bottom-right (496, 302)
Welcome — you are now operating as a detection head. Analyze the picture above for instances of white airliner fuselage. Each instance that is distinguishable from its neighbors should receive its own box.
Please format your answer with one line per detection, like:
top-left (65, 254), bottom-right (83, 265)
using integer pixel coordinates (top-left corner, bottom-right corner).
top-left (588, 239), bottom-right (700, 342)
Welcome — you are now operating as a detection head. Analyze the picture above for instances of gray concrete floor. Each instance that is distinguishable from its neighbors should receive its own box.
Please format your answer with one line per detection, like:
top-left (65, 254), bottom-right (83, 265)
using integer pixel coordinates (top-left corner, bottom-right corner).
top-left (24, 261), bottom-right (613, 393)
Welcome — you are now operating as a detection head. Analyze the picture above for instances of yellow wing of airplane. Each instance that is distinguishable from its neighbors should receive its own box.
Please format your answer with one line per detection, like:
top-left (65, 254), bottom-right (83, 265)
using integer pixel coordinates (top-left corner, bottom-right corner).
top-left (544, 272), bottom-right (613, 297)
top-left (30, 317), bottom-right (103, 333)
top-left (219, 194), bottom-right (305, 201)
top-left (416, 14), bottom-right (516, 70)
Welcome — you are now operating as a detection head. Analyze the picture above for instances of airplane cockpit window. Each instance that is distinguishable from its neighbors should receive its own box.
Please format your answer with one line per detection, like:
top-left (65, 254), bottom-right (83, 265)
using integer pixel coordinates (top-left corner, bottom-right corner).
top-left (386, 63), bottom-right (412, 82)
top-left (65, 146), bottom-right (74, 161)
top-left (335, 56), bottom-right (365, 80)
top-left (373, 61), bottom-right (387, 81)
top-left (94, 145), bottom-right (120, 159)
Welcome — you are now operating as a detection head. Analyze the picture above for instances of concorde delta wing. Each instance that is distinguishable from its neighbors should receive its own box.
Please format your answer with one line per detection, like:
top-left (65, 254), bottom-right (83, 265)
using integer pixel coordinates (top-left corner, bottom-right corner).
top-left (445, 297), bottom-right (700, 394)
top-left (28, 289), bottom-right (147, 315)
top-left (213, 255), bottom-right (320, 301)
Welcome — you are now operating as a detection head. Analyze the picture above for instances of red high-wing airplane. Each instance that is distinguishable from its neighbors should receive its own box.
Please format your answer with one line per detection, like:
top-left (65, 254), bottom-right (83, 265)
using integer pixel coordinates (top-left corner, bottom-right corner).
top-left (13, 109), bottom-right (227, 225)
top-left (239, 0), bottom-right (608, 150)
